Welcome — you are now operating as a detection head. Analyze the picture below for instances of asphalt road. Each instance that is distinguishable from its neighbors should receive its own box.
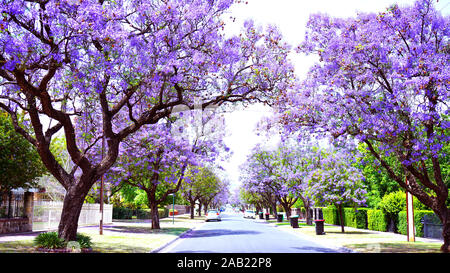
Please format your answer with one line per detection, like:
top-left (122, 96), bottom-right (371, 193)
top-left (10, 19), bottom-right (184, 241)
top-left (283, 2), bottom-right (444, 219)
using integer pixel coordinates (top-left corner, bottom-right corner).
top-left (158, 212), bottom-right (337, 253)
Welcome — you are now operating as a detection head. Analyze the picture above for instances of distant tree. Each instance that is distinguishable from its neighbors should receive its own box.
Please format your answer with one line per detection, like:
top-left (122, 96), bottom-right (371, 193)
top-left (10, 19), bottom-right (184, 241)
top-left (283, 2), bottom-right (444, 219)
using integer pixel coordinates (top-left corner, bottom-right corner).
top-left (0, 111), bottom-right (46, 193)
top-left (308, 148), bottom-right (367, 232)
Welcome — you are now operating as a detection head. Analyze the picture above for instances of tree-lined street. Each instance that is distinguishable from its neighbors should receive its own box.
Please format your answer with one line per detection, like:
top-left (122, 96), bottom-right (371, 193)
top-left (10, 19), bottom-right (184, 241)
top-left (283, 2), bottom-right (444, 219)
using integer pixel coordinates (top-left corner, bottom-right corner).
top-left (159, 211), bottom-right (336, 253)
top-left (0, 0), bottom-right (448, 256)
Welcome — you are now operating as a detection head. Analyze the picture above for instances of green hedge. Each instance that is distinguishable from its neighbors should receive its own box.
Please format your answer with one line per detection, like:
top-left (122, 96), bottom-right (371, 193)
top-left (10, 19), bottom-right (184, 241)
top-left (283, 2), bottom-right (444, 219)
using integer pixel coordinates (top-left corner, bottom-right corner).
top-left (112, 207), bottom-right (133, 219)
top-left (159, 208), bottom-right (169, 218)
top-left (397, 210), bottom-right (435, 237)
top-left (321, 206), bottom-right (340, 225)
top-left (367, 209), bottom-right (388, 232)
top-left (320, 207), bottom-right (368, 229)
top-left (136, 209), bottom-right (151, 219)
top-left (344, 208), bottom-right (369, 229)
top-left (135, 208), bottom-right (169, 219)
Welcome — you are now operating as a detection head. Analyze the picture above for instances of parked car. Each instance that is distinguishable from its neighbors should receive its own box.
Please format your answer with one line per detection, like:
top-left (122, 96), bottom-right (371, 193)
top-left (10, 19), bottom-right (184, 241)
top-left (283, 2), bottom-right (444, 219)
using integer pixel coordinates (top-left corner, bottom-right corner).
top-left (205, 209), bottom-right (221, 222)
top-left (243, 210), bottom-right (255, 219)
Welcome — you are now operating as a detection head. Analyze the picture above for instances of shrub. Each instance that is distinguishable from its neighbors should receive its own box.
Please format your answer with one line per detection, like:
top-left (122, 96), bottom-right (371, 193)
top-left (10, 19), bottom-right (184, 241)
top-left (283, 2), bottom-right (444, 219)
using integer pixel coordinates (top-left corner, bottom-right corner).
top-left (34, 232), bottom-right (65, 249)
top-left (367, 209), bottom-right (388, 232)
top-left (344, 207), bottom-right (368, 229)
top-left (159, 208), bottom-right (169, 218)
top-left (34, 232), bottom-right (93, 251)
top-left (112, 207), bottom-right (133, 219)
top-left (321, 206), bottom-right (340, 225)
top-left (397, 210), bottom-right (435, 237)
top-left (136, 209), bottom-right (151, 219)
top-left (76, 233), bottom-right (93, 249)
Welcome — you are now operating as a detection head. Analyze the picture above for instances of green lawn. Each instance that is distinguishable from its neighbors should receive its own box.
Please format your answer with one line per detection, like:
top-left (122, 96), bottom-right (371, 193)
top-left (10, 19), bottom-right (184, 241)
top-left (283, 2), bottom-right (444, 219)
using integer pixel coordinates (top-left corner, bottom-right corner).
top-left (277, 221), bottom-right (443, 253)
top-left (0, 215), bottom-right (205, 253)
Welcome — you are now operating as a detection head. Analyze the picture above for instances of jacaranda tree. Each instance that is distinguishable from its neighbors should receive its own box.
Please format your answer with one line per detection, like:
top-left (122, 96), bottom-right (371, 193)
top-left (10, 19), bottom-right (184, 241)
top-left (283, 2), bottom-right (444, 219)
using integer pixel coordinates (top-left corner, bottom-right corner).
top-left (0, 0), bottom-right (293, 241)
top-left (307, 147), bottom-right (367, 232)
top-left (276, 0), bottom-right (449, 251)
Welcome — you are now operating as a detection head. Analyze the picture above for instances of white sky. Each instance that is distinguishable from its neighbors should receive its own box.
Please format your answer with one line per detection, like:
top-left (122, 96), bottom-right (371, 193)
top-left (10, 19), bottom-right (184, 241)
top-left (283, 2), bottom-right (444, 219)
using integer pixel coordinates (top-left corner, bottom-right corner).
top-left (221, 0), bottom-right (450, 191)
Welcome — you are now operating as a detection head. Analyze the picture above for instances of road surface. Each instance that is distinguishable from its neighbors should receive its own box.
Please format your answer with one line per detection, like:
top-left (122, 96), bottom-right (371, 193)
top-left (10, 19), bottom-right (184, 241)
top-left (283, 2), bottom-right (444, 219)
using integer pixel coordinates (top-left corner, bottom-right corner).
top-left (158, 212), bottom-right (337, 253)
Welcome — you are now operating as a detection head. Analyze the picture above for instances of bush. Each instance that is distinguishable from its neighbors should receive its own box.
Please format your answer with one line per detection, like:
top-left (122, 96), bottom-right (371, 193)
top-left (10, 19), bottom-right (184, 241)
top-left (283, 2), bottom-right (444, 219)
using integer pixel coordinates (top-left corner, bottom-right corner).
top-left (344, 208), bottom-right (368, 229)
top-left (159, 208), bottom-right (169, 218)
top-left (397, 210), bottom-right (435, 237)
top-left (321, 206), bottom-right (340, 225)
top-left (34, 232), bottom-right (93, 250)
top-left (113, 207), bottom-right (133, 219)
top-left (76, 233), bottom-right (93, 249)
top-left (34, 232), bottom-right (65, 249)
top-left (367, 209), bottom-right (388, 232)
top-left (136, 209), bottom-right (151, 219)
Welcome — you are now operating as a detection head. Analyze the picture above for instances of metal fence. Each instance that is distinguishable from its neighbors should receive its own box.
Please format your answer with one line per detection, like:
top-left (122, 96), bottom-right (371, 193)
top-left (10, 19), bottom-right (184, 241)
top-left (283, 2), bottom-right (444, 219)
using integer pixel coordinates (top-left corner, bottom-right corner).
top-left (421, 214), bottom-right (443, 240)
top-left (32, 201), bottom-right (113, 231)
top-left (0, 191), bottom-right (25, 219)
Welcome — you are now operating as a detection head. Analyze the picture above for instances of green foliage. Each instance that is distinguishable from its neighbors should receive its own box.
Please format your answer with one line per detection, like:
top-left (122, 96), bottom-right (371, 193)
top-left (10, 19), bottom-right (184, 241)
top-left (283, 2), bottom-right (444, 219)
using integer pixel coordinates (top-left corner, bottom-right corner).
top-left (34, 232), bottom-right (93, 249)
top-left (343, 207), bottom-right (369, 229)
top-left (356, 143), bottom-right (401, 208)
top-left (76, 233), bottom-right (93, 249)
top-left (34, 232), bottom-right (65, 249)
top-left (159, 208), bottom-right (169, 218)
top-left (136, 208), bottom-right (151, 219)
top-left (367, 209), bottom-right (388, 232)
top-left (379, 190), bottom-right (430, 215)
top-left (379, 191), bottom-right (406, 215)
top-left (112, 207), bottom-right (133, 219)
top-left (0, 111), bottom-right (46, 191)
top-left (321, 206), bottom-right (340, 225)
top-left (397, 210), bottom-right (436, 237)
top-left (321, 206), bottom-right (368, 229)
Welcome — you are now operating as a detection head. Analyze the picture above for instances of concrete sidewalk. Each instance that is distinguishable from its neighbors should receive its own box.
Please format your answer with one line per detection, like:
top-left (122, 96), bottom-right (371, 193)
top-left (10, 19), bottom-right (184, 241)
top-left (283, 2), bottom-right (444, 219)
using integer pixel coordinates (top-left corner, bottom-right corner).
top-left (259, 218), bottom-right (444, 252)
top-left (0, 213), bottom-right (199, 243)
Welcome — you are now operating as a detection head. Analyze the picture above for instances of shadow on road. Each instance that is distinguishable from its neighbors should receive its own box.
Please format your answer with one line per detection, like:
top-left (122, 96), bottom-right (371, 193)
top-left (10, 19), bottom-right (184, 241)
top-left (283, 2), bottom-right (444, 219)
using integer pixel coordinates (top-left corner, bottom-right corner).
top-left (290, 246), bottom-right (337, 253)
top-left (181, 229), bottom-right (261, 238)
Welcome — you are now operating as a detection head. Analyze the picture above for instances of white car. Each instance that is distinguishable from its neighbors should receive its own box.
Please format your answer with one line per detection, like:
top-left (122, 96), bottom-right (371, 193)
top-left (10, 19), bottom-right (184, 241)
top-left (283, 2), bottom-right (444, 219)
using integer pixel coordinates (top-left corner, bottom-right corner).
top-left (243, 210), bottom-right (255, 219)
top-left (205, 209), bottom-right (221, 222)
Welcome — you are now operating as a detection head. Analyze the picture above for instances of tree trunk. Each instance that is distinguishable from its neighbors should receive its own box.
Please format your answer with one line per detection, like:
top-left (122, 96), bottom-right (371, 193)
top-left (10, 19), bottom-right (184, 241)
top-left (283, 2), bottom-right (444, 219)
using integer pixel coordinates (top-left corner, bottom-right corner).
top-left (190, 203), bottom-right (195, 219)
top-left (304, 205), bottom-right (312, 225)
top-left (198, 203), bottom-right (202, 216)
top-left (438, 208), bottom-right (450, 253)
top-left (272, 203), bottom-right (278, 218)
top-left (150, 201), bottom-right (160, 229)
top-left (338, 204), bottom-right (345, 233)
top-left (203, 202), bottom-right (208, 215)
top-left (58, 189), bottom-right (87, 241)
top-left (281, 202), bottom-right (291, 219)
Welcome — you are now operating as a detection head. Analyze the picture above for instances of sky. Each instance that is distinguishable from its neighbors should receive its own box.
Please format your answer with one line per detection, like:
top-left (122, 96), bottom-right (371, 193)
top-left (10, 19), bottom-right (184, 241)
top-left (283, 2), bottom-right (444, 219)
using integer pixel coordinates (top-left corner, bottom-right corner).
top-left (220, 0), bottom-right (450, 191)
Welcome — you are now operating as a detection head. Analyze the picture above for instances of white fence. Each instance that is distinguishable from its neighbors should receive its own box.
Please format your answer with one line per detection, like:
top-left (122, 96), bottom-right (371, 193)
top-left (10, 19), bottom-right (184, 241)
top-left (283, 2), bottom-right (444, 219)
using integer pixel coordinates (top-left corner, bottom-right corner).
top-left (32, 201), bottom-right (113, 231)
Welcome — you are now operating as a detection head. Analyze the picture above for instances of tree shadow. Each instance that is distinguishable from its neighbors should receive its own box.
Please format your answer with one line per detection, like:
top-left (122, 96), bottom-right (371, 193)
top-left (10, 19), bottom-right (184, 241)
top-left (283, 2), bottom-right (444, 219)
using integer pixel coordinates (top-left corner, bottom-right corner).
top-left (325, 231), bottom-right (377, 235)
top-left (181, 229), bottom-right (261, 238)
top-left (103, 225), bottom-right (189, 235)
top-left (290, 246), bottom-right (338, 253)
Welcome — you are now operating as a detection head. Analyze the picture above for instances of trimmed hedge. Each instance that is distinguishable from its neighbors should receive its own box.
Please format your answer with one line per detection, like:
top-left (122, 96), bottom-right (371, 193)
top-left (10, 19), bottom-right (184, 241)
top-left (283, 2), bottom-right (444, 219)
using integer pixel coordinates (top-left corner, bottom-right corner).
top-left (112, 207), bottom-right (133, 219)
top-left (397, 210), bottom-right (435, 237)
top-left (367, 209), bottom-right (388, 232)
top-left (159, 208), bottom-right (169, 218)
top-left (135, 208), bottom-right (169, 219)
top-left (321, 206), bottom-right (340, 225)
top-left (344, 208), bottom-right (369, 229)
top-left (320, 207), bottom-right (368, 229)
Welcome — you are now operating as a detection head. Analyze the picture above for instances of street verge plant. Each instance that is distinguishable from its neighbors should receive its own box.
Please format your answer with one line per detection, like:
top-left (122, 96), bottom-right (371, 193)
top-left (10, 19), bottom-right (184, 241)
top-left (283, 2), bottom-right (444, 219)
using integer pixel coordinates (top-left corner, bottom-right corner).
top-left (33, 232), bottom-right (93, 252)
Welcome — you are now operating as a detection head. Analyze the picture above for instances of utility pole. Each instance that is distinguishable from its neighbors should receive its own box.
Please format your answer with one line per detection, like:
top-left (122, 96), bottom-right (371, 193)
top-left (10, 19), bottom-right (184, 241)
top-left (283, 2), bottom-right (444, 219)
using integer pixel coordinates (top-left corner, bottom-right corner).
top-left (100, 135), bottom-right (105, 235)
top-left (406, 175), bottom-right (415, 242)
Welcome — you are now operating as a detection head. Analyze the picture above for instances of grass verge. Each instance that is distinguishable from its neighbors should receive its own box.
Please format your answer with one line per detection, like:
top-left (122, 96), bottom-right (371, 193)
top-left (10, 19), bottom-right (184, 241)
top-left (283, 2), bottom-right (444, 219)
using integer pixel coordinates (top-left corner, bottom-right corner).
top-left (277, 221), bottom-right (443, 253)
top-left (0, 214), bottom-right (205, 253)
